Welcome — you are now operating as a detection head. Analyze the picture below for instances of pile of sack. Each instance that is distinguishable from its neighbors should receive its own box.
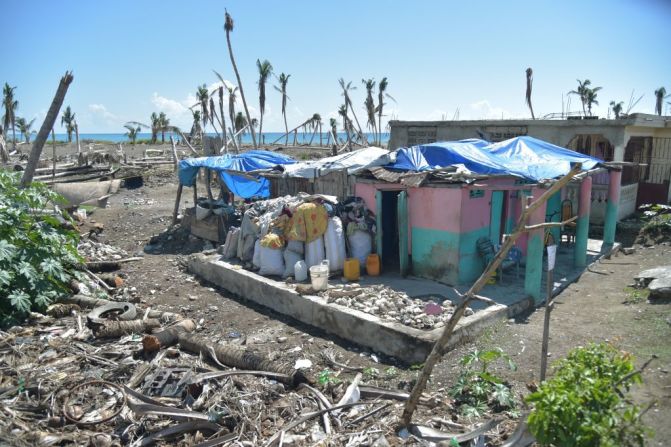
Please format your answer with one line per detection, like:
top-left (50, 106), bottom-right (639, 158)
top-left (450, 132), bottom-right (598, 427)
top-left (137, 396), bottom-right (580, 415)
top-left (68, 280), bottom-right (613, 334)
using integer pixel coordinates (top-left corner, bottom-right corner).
top-left (219, 194), bottom-right (376, 279)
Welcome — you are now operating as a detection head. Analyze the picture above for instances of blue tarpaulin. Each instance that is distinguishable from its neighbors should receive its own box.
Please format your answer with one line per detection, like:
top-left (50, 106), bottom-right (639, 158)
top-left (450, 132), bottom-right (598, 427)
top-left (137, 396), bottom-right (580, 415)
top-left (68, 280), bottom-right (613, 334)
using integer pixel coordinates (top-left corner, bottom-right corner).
top-left (485, 136), bottom-right (602, 181)
top-left (178, 150), bottom-right (296, 199)
top-left (385, 136), bottom-right (602, 181)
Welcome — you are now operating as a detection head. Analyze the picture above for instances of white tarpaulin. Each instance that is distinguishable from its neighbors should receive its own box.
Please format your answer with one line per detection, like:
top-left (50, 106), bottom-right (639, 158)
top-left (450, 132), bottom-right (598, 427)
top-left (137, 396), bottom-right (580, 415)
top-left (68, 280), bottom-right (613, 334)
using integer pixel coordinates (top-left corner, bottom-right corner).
top-left (282, 147), bottom-right (393, 179)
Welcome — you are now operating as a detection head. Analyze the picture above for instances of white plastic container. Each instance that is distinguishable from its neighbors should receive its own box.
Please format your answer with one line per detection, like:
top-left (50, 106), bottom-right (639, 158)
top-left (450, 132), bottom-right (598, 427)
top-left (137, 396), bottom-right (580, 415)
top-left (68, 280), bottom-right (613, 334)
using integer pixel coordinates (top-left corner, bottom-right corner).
top-left (309, 264), bottom-right (329, 291)
top-left (294, 260), bottom-right (308, 282)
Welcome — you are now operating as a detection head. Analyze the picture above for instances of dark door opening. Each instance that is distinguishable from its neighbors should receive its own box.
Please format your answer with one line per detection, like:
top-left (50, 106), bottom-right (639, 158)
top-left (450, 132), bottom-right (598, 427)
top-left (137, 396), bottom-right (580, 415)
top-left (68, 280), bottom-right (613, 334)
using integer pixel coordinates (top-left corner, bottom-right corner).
top-left (381, 190), bottom-right (400, 271)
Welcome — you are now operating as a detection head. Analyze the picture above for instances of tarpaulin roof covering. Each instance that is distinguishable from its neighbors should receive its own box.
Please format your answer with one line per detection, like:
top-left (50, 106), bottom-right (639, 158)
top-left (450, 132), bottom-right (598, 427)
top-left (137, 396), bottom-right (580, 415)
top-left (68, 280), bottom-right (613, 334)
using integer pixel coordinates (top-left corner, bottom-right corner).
top-left (178, 150), bottom-right (296, 199)
top-left (385, 136), bottom-right (602, 181)
top-left (282, 146), bottom-right (392, 179)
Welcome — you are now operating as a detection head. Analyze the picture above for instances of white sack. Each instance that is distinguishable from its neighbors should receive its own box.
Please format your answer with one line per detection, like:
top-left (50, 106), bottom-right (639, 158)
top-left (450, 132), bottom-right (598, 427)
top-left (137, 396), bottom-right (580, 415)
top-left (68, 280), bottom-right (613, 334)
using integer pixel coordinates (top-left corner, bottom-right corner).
top-left (259, 246), bottom-right (285, 276)
top-left (305, 237), bottom-right (325, 269)
top-left (348, 230), bottom-right (372, 265)
top-left (324, 217), bottom-right (346, 272)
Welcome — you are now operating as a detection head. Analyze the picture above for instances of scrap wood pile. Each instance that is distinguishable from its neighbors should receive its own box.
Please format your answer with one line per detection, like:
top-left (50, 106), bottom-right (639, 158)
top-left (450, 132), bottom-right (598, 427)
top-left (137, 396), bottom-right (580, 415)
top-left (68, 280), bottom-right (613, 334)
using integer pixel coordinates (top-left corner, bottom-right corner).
top-left (221, 194), bottom-right (376, 279)
top-left (0, 293), bottom-right (520, 446)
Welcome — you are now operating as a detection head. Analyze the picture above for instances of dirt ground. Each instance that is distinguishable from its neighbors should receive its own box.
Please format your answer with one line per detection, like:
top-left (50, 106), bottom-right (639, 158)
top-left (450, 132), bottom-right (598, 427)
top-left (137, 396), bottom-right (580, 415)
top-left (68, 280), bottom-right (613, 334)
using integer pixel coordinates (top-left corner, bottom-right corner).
top-left (76, 164), bottom-right (671, 444)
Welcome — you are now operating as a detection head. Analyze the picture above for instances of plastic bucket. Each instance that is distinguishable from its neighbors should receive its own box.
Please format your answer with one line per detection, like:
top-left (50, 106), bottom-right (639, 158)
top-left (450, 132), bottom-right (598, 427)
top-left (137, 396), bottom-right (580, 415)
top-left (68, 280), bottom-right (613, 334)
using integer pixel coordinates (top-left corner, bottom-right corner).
top-left (309, 265), bottom-right (329, 291)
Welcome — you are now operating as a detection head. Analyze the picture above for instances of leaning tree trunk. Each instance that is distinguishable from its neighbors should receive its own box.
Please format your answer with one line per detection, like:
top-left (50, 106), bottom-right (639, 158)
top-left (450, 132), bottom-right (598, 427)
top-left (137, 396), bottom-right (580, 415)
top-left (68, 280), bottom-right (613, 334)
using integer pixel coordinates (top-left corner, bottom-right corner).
top-left (219, 91), bottom-right (228, 153)
top-left (75, 122), bottom-right (81, 154)
top-left (226, 32), bottom-right (257, 148)
top-left (21, 72), bottom-right (73, 188)
top-left (283, 111), bottom-right (289, 146)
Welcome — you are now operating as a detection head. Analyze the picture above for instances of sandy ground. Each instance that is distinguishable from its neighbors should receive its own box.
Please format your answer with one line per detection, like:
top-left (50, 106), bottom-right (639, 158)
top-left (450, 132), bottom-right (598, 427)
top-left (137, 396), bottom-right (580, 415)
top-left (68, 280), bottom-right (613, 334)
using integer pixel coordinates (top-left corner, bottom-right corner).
top-left (75, 165), bottom-right (671, 444)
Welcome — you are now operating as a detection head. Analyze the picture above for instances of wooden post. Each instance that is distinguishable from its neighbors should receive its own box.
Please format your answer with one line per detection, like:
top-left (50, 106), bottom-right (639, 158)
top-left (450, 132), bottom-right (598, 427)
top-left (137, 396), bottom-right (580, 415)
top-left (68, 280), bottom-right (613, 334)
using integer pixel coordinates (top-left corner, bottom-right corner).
top-left (193, 177), bottom-right (198, 206)
top-left (75, 122), bottom-right (81, 154)
top-left (540, 264), bottom-right (554, 381)
top-left (170, 136), bottom-right (179, 172)
top-left (399, 164), bottom-right (582, 427)
top-left (172, 183), bottom-right (183, 226)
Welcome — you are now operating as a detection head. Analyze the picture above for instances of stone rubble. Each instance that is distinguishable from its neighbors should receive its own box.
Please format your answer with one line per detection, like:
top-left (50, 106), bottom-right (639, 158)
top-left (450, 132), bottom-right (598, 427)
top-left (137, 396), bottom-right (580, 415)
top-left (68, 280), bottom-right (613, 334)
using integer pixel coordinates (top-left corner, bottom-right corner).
top-left (317, 283), bottom-right (474, 330)
top-left (77, 239), bottom-right (128, 262)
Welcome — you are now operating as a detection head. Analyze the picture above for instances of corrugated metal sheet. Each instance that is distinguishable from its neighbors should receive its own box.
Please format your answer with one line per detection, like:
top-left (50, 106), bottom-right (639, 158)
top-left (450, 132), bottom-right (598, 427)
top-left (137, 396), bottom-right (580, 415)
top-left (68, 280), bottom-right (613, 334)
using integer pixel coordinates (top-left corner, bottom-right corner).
top-left (270, 170), bottom-right (354, 199)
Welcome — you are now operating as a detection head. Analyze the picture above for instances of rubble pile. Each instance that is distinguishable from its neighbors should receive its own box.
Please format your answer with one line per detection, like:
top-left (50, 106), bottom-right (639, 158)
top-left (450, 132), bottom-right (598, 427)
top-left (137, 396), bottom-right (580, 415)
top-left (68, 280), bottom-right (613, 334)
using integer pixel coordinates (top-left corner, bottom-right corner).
top-left (78, 239), bottom-right (128, 262)
top-left (319, 284), bottom-right (474, 330)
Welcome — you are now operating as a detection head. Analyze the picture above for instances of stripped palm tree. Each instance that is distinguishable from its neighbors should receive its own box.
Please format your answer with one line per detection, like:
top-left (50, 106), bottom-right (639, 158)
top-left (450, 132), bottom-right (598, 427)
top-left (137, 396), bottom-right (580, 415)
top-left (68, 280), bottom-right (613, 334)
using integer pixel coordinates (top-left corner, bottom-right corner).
top-left (196, 84), bottom-right (209, 136)
top-left (525, 68), bottom-right (535, 119)
top-left (190, 110), bottom-right (202, 142)
top-left (585, 87), bottom-right (601, 116)
top-left (149, 112), bottom-right (160, 143)
top-left (654, 87), bottom-right (668, 116)
top-left (15, 117), bottom-right (35, 143)
top-left (226, 84), bottom-right (238, 139)
top-left (212, 70), bottom-right (230, 152)
top-left (2, 83), bottom-right (18, 148)
top-left (308, 113), bottom-right (321, 145)
top-left (158, 112), bottom-right (170, 143)
top-left (274, 72), bottom-right (291, 145)
top-left (569, 79), bottom-right (592, 116)
top-left (234, 111), bottom-right (247, 145)
top-left (377, 77), bottom-right (394, 147)
top-left (609, 100), bottom-right (624, 119)
top-left (256, 59), bottom-right (273, 145)
top-left (338, 78), bottom-right (365, 143)
top-left (338, 104), bottom-right (353, 151)
top-left (224, 10), bottom-right (256, 147)
top-left (60, 106), bottom-right (76, 142)
top-left (362, 78), bottom-right (377, 142)
top-left (329, 117), bottom-right (338, 144)
top-left (124, 124), bottom-right (140, 144)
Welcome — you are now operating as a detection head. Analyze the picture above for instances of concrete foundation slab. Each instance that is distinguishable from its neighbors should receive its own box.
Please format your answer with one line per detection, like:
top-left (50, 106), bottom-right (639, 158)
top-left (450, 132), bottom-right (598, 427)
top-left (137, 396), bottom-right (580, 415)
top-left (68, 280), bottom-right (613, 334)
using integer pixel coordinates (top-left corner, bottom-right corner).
top-left (187, 238), bottom-right (619, 363)
top-left (187, 254), bottom-right (507, 364)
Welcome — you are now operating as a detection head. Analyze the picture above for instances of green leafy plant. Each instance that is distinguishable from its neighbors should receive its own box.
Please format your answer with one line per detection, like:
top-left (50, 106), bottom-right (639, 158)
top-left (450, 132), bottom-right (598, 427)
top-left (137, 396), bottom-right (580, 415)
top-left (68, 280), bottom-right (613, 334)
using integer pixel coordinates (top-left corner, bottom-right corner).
top-left (0, 171), bottom-right (82, 326)
top-left (623, 286), bottom-right (649, 305)
top-left (449, 348), bottom-right (518, 419)
top-left (317, 369), bottom-right (340, 386)
top-left (384, 366), bottom-right (398, 378)
top-left (526, 343), bottom-right (650, 447)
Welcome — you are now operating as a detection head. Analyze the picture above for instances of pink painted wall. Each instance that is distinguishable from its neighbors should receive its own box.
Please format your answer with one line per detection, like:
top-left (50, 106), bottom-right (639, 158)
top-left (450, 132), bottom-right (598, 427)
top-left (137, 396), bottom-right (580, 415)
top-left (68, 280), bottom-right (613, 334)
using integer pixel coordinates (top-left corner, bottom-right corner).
top-left (459, 188), bottom-right (492, 233)
top-left (354, 182), bottom-right (463, 251)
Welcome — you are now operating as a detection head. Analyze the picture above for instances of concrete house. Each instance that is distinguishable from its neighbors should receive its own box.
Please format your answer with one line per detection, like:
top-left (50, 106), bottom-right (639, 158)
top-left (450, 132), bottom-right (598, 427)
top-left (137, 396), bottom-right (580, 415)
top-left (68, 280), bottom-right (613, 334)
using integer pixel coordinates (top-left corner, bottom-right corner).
top-left (387, 114), bottom-right (671, 222)
top-left (353, 137), bottom-right (622, 301)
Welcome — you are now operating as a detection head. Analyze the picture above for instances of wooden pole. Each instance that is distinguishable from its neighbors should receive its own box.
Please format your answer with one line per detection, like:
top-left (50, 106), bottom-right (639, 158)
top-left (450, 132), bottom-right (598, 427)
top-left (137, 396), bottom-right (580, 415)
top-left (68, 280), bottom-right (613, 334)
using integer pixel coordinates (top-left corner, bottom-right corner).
top-left (540, 266), bottom-right (554, 381)
top-left (75, 122), bottom-right (81, 154)
top-left (172, 183), bottom-right (183, 225)
top-left (170, 136), bottom-right (179, 172)
top-left (399, 164), bottom-right (582, 427)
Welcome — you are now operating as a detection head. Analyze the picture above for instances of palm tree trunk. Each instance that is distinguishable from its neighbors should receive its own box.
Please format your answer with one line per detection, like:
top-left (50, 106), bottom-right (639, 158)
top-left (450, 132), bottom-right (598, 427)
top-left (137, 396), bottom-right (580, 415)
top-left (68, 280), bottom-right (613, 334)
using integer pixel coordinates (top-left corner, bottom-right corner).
top-left (219, 97), bottom-right (228, 153)
top-left (259, 112), bottom-right (264, 147)
top-left (319, 122), bottom-right (323, 147)
top-left (378, 111), bottom-right (383, 147)
top-left (226, 31), bottom-right (257, 148)
top-left (345, 96), bottom-right (366, 144)
top-left (11, 121), bottom-right (17, 150)
top-left (283, 112), bottom-right (288, 146)
top-left (21, 72), bottom-right (74, 188)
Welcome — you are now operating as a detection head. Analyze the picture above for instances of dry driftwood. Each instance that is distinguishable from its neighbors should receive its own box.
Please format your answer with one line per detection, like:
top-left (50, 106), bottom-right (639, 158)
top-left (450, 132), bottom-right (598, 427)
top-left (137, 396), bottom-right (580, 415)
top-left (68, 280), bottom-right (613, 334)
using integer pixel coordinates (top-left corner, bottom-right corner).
top-left (176, 332), bottom-right (309, 386)
top-left (61, 294), bottom-right (182, 321)
top-left (142, 319), bottom-right (196, 353)
top-left (88, 318), bottom-right (160, 338)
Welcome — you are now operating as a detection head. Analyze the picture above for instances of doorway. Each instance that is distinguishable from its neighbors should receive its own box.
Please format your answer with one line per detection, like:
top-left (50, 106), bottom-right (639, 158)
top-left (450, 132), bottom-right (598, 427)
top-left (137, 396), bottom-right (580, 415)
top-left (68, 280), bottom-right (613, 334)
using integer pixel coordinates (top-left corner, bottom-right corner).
top-left (380, 191), bottom-right (400, 271)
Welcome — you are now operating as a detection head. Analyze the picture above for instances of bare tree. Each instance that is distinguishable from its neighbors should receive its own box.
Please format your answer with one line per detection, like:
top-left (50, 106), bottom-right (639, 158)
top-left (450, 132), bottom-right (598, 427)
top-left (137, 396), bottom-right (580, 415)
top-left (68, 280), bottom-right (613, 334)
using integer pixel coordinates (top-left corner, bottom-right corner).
top-left (21, 72), bottom-right (74, 187)
top-left (526, 67), bottom-right (535, 119)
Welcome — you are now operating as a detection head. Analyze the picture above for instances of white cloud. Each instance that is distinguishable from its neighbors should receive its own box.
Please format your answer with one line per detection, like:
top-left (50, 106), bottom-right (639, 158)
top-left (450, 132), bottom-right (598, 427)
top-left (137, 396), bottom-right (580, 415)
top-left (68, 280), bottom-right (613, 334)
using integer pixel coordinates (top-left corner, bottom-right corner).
top-left (88, 103), bottom-right (117, 121)
top-left (465, 100), bottom-right (514, 120)
top-left (425, 109), bottom-right (449, 121)
top-left (151, 93), bottom-right (189, 116)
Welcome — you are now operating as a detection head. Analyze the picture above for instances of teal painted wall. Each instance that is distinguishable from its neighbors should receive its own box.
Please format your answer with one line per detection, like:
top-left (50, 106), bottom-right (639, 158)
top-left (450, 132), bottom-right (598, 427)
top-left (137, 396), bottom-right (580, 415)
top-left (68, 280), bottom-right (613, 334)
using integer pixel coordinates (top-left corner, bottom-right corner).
top-left (411, 227), bottom-right (460, 285)
top-left (458, 226), bottom-right (491, 284)
top-left (489, 191), bottom-right (504, 243)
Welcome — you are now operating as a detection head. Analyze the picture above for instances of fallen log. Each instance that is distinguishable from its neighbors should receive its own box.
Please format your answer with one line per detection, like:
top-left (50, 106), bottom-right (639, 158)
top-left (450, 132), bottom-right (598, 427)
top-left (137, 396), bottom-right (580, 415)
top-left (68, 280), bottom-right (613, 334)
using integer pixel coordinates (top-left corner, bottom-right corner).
top-left (176, 332), bottom-right (310, 387)
top-left (88, 318), bottom-right (160, 338)
top-left (142, 319), bottom-right (197, 353)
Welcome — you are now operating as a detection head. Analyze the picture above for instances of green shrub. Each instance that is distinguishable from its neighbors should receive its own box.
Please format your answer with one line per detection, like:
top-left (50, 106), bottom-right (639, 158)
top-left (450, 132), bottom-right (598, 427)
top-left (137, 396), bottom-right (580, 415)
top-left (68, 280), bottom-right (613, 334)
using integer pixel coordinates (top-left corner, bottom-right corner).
top-left (0, 171), bottom-right (82, 326)
top-left (449, 348), bottom-right (518, 419)
top-left (526, 343), bottom-right (649, 447)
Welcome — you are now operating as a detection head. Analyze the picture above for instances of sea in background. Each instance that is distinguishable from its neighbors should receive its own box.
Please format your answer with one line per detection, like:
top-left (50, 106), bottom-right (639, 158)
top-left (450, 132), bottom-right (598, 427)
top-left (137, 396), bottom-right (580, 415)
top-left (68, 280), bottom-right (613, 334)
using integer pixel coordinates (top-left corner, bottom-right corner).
top-left (42, 132), bottom-right (390, 146)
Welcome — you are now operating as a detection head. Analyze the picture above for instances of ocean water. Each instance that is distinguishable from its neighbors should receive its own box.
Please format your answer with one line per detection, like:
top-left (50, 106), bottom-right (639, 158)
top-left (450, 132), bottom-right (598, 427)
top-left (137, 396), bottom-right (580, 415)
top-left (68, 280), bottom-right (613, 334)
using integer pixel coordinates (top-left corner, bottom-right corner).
top-left (45, 132), bottom-right (390, 145)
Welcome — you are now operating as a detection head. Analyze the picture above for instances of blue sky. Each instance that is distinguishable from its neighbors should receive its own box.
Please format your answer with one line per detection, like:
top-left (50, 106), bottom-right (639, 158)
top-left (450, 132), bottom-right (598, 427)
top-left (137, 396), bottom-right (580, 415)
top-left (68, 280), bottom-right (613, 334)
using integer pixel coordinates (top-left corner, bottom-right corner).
top-left (2, 0), bottom-right (670, 133)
